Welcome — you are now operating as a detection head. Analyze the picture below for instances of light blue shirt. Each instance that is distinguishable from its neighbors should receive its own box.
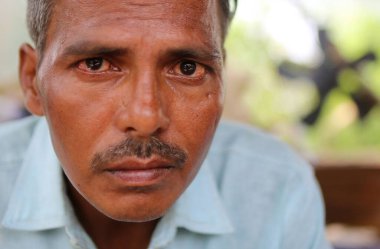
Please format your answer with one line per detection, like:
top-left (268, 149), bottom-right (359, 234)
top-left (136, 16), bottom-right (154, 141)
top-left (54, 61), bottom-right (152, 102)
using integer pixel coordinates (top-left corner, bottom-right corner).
top-left (0, 117), bottom-right (331, 249)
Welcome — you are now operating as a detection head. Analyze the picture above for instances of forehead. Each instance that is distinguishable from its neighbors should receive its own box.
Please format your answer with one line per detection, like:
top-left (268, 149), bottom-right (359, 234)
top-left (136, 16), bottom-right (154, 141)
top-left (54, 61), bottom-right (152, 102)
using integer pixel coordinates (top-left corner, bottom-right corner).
top-left (55, 0), bottom-right (212, 22)
top-left (45, 0), bottom-right (222, 50)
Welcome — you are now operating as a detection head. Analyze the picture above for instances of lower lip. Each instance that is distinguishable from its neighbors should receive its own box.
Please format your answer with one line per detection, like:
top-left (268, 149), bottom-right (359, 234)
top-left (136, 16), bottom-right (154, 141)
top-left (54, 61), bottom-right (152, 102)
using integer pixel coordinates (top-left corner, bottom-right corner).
top-left (106, 167), bottom-right (173, 186)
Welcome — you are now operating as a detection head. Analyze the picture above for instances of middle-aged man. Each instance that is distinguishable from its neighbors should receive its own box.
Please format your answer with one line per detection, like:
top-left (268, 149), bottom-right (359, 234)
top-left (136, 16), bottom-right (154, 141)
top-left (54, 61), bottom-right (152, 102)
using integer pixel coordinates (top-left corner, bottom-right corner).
top-left (0, 0), bottom-right (332, 248)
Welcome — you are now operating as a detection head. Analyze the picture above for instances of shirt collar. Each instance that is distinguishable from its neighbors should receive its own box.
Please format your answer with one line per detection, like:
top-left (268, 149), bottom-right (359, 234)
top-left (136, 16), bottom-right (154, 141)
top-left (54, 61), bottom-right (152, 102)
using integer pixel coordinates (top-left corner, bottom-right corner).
top-left (2, 118), bottom-right (234, 237)
top-left (1, 118), bottom-right (66, 230)
top-left (150, 161), bottom-right (234, 248)
top-left (170, 162), bottom-right (234, 234)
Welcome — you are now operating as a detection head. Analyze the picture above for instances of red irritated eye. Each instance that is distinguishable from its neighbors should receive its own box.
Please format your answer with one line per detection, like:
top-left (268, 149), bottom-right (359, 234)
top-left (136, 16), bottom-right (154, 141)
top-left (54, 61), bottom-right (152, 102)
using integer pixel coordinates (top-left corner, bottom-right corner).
top-left (170, 60), bottom-right (206, 79)
top-left (77, 57), bottom-right (120, 73)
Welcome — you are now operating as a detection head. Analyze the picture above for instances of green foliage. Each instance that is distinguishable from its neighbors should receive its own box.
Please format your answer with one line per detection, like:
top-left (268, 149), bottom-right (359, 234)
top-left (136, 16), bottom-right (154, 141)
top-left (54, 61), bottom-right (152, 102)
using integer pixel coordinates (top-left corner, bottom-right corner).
top-left (225, 2), bottom-right (380, 155)
top-left (225, 21), bottom-right (316, 129)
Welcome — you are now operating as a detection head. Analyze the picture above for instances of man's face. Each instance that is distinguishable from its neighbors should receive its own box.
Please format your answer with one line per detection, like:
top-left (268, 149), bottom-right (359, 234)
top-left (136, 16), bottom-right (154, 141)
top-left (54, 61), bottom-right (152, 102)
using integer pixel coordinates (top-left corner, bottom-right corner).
top-left (25, 0), bottom-right (224, 221)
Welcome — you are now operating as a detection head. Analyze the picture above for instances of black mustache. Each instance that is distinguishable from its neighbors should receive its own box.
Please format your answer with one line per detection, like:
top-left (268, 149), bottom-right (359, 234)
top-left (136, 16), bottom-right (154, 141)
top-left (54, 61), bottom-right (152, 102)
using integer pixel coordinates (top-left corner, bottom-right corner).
top-left (91, 137), bottom-right (188, 170)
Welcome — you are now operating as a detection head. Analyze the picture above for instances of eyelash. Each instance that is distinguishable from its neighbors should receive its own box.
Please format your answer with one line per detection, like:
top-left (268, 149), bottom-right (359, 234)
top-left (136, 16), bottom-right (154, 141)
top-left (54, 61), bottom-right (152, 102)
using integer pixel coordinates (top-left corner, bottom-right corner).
top-left (75, 57), bottom-right (120, 74)
top-left (73, 57), bottom-right (213, 81)
top-left (169, 60), bottom-right (207, 78)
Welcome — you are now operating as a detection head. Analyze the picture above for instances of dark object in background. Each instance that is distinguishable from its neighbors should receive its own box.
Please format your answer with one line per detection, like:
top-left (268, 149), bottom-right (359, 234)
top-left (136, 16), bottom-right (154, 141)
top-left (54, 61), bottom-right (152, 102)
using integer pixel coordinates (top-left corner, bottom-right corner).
top-left (316, 165), bottom-right (380, 249)
top-left (316, 166), bottom-right (380, 229)
top-left (279, 29), bottom-right (377, 125)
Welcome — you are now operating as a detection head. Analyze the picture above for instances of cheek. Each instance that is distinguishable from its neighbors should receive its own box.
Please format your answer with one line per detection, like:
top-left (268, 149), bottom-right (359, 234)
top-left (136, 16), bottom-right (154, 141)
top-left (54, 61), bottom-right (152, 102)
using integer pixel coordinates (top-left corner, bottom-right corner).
top-left (185, 81), bottom-right (223, 129)
top-left (188, 93), bottom-right (222, 136)
top-left (174, 85), bottom-right (223, 175)
top-left (39, 77), bottom-right (114, 175)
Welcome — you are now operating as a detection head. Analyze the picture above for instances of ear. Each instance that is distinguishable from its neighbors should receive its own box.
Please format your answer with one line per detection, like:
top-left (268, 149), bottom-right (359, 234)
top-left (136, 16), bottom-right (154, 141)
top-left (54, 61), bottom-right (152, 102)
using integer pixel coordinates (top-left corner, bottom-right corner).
top-left (19, 44), bottom-right (44, 116)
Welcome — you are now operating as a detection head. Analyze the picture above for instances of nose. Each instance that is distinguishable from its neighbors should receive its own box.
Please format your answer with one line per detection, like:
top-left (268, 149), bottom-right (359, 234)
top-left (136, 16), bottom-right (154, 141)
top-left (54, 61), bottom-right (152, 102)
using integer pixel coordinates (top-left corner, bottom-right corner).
top-left (114, 70), bottom-right (169, 137)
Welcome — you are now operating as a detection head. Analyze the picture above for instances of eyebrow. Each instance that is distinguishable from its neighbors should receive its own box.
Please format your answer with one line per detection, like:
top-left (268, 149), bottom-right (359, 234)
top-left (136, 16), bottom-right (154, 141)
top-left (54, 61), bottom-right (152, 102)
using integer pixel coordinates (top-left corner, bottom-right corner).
top-left (165, 48), bottom-right (223, 63)
top-left (61, 42), bottom-right (130, 58)
top-left (60, 41), bottom-right (223, 63)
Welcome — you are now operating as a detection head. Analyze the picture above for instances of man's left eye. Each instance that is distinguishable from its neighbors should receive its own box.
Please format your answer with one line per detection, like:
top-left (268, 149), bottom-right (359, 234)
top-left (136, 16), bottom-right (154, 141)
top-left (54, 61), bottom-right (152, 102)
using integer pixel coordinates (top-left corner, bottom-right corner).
top-left (77, 57), bottom-right (119, 73)
top-left (170, 60), bottom-right (206, 78)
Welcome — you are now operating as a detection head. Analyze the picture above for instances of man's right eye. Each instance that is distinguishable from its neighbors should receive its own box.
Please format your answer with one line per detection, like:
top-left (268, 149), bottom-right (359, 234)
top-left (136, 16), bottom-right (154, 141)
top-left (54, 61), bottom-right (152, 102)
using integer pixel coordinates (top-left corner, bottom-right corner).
top-left (77, 57), bottom-right (120, 73)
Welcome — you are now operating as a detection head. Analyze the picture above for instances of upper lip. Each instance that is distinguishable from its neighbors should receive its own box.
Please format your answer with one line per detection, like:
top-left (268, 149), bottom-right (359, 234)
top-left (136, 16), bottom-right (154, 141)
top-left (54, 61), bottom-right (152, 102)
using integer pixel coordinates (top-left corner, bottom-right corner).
top-left (104, 156), bottom-right (174, 172)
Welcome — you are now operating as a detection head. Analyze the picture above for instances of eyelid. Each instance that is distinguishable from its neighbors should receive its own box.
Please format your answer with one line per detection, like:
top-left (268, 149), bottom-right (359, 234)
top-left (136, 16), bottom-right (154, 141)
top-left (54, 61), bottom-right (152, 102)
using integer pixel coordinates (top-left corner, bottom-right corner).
top-left (75, 57), bottom-right (121, 73)
top-left (167, 60), bottom-right (208, 81)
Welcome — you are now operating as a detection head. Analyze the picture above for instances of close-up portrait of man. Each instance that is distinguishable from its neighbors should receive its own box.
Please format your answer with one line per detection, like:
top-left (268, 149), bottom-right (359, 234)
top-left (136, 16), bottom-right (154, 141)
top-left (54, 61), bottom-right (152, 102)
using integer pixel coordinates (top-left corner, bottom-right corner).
top-left (0, 0), bottom-right (332, 248)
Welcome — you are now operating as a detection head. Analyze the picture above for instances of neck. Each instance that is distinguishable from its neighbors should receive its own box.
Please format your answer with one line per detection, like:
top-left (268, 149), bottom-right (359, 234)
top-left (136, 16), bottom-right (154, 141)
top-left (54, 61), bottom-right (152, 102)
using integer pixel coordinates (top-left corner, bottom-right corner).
top-left (66, 180), bottom-right (158, 249)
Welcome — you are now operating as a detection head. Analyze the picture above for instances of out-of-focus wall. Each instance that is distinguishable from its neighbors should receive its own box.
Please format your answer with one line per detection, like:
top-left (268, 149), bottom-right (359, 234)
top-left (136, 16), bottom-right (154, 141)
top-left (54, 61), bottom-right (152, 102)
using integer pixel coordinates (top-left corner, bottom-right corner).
top-left (0, 1), bottom-right (29, 121)
top-left (0, 1), bottom-right (29, 84)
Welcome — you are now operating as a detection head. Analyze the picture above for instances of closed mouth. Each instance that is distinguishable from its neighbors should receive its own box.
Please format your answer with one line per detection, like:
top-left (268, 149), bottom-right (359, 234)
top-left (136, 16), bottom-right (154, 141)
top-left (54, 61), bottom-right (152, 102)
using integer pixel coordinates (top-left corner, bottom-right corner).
top-left (102, 157), bottom-right (176, 187)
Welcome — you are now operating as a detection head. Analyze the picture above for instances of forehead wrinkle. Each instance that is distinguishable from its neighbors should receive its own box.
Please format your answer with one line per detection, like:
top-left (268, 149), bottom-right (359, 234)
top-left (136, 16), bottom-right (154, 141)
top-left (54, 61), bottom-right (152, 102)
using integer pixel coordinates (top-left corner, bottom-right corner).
top-left (62, 0), bottom-right (206, 20)
top-left (56, 0), bottom-right (216, 28)
top-left (45, 0), bottom-right (223, 62)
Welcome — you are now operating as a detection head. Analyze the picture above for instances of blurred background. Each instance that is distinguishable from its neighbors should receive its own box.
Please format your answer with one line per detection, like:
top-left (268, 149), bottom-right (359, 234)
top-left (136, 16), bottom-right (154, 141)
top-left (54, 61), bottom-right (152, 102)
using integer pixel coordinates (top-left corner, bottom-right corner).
top-left (2, 0), bottom-right (380, 248)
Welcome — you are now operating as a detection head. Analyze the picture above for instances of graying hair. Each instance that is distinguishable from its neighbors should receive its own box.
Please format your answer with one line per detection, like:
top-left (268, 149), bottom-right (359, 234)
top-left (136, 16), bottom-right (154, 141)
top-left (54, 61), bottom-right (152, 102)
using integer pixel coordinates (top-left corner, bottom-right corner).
top-left (27, 0), bottom-right (237, 52)
top-left (26, 0), bottom-right (54, 52)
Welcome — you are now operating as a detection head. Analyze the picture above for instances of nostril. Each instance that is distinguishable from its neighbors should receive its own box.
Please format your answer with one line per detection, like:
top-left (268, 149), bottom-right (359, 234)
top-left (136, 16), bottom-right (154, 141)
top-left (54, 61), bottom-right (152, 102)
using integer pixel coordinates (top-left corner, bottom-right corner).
top-left (117, 108), bottom-right (169, 137)
top-left (125, 126), bottom-right (137, 133)
top-left (152, 126), bottom-right (166, 137)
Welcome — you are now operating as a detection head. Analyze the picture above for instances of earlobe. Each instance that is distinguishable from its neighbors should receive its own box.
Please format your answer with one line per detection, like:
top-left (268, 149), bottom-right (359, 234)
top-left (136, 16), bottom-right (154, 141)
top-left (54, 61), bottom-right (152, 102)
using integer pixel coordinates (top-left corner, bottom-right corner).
top-left (19, 43), bottom-right (44, 116)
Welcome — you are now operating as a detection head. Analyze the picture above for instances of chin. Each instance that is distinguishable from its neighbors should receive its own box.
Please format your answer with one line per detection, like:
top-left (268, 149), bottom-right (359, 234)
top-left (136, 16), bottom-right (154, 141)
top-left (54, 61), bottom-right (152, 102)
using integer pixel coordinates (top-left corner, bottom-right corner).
top-left (95, 199), bottom-right (171, 223)
top-left (112, 214), bottom-right (163, 223)
top-left (104, 208), bottom-right (166, 223)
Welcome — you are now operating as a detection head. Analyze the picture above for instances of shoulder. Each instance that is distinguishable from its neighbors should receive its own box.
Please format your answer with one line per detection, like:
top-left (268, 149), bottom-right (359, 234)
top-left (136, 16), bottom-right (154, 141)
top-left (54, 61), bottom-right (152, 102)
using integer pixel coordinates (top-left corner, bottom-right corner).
top-left (206, 121), bottom-right (329, 248)
top-left (0, 117), bottom-right (40, 223)
top-left (0, 116), bottom-right (38, 166)
top-left (208, 121), bottom-right (318, 220)
top-left (208, 120), bottom-right (313, 183)
top-left (0, 116), bottom-right (38, 141)
top-left (0, 117), bottom-right (42, 225)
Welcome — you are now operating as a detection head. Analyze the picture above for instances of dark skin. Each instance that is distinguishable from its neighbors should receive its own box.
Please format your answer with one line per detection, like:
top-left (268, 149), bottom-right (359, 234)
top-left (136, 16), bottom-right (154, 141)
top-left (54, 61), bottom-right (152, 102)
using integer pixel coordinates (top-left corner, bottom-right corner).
top-left (19, 0), bottom-right (225, 248)
top-left (67, 179), bottom-right (157, 249)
